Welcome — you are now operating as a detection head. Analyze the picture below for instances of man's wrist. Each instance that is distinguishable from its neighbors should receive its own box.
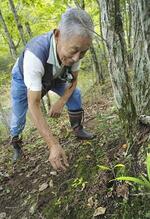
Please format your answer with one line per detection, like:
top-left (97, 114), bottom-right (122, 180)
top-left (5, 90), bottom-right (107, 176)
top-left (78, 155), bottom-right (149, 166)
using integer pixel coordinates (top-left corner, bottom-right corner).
top-left (59, 97), bottom-right (66, 105)
top-left (48, 143), bottom-right (56, 150)
top-left (48, 137), bottom-right (59, 149)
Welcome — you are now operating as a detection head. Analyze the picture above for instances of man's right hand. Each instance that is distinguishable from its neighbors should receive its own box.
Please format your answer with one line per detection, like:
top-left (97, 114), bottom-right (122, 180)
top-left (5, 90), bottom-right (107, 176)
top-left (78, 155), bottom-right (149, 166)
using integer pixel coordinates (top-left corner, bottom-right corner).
top-left (27, 90), bottom-right (69, 171)
top-left (49, 144), bottom-right (69, 171)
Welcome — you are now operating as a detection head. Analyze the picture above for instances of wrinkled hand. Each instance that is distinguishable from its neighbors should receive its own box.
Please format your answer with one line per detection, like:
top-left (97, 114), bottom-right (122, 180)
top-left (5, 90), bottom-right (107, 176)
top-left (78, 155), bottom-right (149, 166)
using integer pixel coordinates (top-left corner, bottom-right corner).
top-left (49, 99), bottom-right (65, 118)
top-left (49, 144), bottom-right (69, 171)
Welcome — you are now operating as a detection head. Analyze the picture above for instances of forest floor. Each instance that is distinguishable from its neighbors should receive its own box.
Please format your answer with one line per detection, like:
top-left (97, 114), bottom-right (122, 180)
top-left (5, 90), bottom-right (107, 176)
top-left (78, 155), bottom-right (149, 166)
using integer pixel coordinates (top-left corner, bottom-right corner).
top-left (0, 82), bottom-right (150, 219)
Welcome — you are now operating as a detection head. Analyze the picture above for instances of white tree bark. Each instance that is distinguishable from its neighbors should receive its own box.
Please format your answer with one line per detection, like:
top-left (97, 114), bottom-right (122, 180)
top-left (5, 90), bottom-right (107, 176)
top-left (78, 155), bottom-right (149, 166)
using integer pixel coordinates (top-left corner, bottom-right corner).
top-left (99, 0), bottom-right (136, 143)
top-left (132, 1), bottom-right (150, 116)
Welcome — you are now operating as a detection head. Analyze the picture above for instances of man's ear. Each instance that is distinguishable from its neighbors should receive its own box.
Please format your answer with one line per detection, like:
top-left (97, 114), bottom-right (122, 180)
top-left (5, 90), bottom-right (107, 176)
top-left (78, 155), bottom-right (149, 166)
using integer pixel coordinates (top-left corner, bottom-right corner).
top-left (54, 29), bottom-right (60, 42)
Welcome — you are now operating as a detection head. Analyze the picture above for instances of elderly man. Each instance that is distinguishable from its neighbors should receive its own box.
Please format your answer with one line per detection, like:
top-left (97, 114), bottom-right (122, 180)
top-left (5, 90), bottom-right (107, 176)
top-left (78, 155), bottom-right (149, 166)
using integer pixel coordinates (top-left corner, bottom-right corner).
top-left (10, 8), bottom-right (95, 171)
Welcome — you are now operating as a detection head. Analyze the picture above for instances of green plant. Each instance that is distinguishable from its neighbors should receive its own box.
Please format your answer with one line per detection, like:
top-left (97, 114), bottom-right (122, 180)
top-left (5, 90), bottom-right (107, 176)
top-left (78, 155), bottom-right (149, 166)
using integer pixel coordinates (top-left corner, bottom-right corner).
top-left (115, 146), bottom-right (150, 190)
top-left (71, 177), bottom-right (88, 190)
top-left (97, 163), bottom-right (126, 177)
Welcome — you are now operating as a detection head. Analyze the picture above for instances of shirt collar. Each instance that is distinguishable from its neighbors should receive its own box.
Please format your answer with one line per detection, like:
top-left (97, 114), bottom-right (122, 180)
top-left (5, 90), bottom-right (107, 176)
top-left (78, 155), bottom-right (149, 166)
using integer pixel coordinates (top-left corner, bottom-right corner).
top-left (47, 31), bottom-right (60, 68)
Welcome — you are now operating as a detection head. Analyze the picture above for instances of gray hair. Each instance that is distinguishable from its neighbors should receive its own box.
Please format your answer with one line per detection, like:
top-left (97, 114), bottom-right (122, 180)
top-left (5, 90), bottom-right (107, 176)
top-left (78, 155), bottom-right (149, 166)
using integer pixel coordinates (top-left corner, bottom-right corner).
top-left (58, 8), bottom-right (94, 40)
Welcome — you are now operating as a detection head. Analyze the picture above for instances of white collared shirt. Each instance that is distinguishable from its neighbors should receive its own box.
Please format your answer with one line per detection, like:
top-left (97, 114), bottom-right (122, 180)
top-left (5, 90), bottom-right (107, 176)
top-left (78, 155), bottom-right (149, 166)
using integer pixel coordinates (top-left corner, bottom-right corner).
top-left (23, 33), bottom-right (80, 91)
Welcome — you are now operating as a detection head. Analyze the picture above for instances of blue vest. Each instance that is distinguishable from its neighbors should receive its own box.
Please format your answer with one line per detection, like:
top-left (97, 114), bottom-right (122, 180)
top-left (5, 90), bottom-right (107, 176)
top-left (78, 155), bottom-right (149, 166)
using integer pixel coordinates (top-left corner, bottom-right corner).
top-left (18, 31), bottom-right (72, 97)
top-left (18, 31), bottom-right (54, 97)
top-left (18, 31), bottom-right (74, 97)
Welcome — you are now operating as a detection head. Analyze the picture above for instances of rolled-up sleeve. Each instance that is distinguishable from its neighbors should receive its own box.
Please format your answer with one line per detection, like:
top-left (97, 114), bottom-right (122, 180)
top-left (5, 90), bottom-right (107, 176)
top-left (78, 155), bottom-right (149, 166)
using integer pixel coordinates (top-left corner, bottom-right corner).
top-left (23, 50), bottom-right (44, 91)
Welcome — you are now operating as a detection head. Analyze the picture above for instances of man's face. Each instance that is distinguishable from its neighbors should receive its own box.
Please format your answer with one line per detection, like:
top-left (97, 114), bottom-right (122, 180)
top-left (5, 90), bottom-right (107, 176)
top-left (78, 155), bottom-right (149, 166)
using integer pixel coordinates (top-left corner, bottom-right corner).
top-left (54, 30), bottom-right (92, 66)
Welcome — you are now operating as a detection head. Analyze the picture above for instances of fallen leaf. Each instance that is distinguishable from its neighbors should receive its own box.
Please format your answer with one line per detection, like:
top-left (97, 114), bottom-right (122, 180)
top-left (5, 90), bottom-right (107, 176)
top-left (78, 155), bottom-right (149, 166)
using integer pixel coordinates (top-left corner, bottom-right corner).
top-left (107, 191), bottom-right (113, 198)
top-left (93, 207), bottom-right (106, 217)
top-left (49, 180), bottom-right (53, 188)
top-left (29, 203), bottom-right (37, 215)
top-left (31, 189), bottom-right (37, 194)
top-left (86, 155), bottom-right (91, 159)
top-left (94, 199), bottom-right (98, 208)
top-left (32, 179), bottom-right (38, 184)
top-left (6, 189), bottom-right (10, 194)
top-left (50, 171), bottom-right (57, 176)
top-left (42, 174), bottom-right (47, 177)
top-left (39, 182), bottom-right (48, 192)
top-left (21, 216), bottom-right (28, 219)
top-left (87, 197), bottom-right (94, 208)
top-left (122, 144), bottom-right (128, 149)
top-left (0, 212), bottom-right (6, 219)
top-left (81, 182), bottom-right (87, 191)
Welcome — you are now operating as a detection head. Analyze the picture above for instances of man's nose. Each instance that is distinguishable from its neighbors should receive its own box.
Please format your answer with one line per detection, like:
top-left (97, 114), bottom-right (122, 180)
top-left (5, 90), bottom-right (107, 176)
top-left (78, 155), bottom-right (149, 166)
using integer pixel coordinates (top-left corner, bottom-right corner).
top-left (72, 52), bottom-right (80, 62)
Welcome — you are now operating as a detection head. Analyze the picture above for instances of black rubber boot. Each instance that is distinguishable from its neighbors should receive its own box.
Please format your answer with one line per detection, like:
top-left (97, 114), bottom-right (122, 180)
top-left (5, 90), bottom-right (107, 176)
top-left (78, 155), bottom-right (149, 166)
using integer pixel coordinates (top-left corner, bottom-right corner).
top-left (11, 136), bottom-right (23, 162)
top-left (68, 109), bottom-right (95, 140)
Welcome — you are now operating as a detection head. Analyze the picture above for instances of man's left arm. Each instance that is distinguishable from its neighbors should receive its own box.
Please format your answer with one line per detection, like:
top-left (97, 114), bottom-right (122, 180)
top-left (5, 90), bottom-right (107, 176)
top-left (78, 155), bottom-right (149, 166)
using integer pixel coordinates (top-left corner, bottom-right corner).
top-left (60, 71), bottom-right (78, 103)
top-left (49, 71), bottom-right (78, 117)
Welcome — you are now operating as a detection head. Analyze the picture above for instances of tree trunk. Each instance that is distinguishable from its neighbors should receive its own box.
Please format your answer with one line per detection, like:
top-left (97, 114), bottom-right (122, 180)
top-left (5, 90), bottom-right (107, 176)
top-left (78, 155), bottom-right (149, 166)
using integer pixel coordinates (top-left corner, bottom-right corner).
top-left (90, 45), bottom-right (104, 82)
top-left (99, 0), bottom-right (137, 145)
top-left (73, 0), bottom-right (85, 9)
top-left (132, 1), bottom-right (150, 116)
top-left (138, 0), bottom-right (150, 63)
top-left (127, 0), bottom-right (132, 66)
top-left (8, 0), bottom-right (26, 46)
top-left (25, 21), bottom-right (32, 38)
top-left (0, 10), bottom-right (17, 59)
top-left (96, 0), bottom-right (108, 60)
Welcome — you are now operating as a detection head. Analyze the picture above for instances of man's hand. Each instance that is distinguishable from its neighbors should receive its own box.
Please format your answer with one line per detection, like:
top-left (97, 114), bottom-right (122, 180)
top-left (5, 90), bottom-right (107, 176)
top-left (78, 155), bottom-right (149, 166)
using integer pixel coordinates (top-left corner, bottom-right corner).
top-left (28, 90), bottom-right (68, 171)
top-left (49, 99), bottom-right (65, 118)
top-left (49, 144), bottom-right (69, 171)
